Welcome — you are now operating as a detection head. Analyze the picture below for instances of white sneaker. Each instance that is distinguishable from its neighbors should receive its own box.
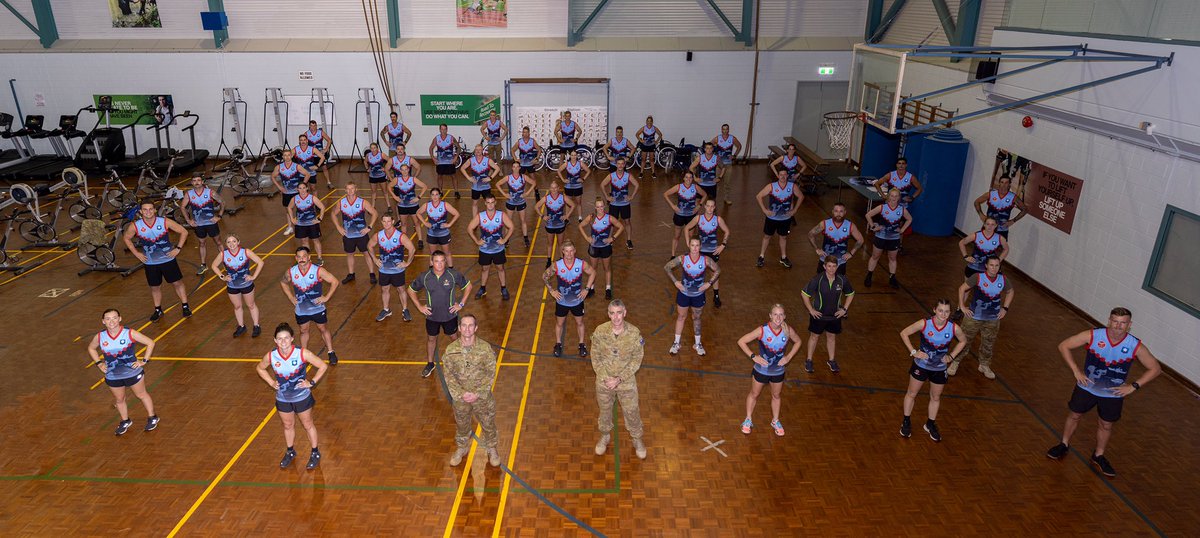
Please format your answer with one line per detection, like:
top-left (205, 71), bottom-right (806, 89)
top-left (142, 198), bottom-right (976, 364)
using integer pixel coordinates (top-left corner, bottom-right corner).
top-left (693, 343), bottom-right (706, 356)
top-left (668, 342), bottom-right (681, 355)
top-left (284, 226), bottom-right (294, 236)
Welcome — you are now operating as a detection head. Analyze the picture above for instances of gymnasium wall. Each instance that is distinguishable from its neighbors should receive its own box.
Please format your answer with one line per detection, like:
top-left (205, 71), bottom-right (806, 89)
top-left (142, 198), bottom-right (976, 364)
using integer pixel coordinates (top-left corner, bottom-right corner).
top-left (0, 48), bottom-right (850, 160)
top-left (898, 29), bottom-right (1200, 384)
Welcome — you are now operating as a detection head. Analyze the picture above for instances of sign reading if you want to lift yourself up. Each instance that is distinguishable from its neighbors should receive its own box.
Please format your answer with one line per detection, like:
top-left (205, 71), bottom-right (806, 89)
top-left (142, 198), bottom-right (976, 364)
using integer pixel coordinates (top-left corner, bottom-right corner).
top-left (420, 95), bottom-right (500, 126)
top-left (993, 148), bottom-right (1086, 234)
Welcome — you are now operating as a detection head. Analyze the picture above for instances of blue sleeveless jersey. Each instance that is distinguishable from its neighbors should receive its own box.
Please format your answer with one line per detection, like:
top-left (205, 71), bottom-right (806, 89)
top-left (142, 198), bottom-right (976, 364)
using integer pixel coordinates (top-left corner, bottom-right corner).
top-left (393, 175), bottom-right (418, 207)
top-left (970, 231), bottom-right (1002, 271)
top-left (697, 214), bottom-right (720, 253)
top-left (485, 119), bottom-right (503, 144)
top-left (186, 188), bottom-right (218, 226)
top-left (888, 171), bottom-right (915, 205)
top-left (680, 254), bottom-right (707, 297)
top-left (425, 201), bottom-right (450, 237)
top-left (134, 217), bottom-right (175, 265)
top-left (564, 161), bottom-right (583, 189)
top-left (270, 346), bottom-right (311, 403)
top-left (560, 120), bottom-right (577, 147)
top-left (782, 155), bottom-right (800, 177)
top-left (278, 163), bottom-right (302, 194)
top-left (755, 324), bottom-right (789, 376)
top-left (389, 155), bottom-right (411, 176)
top-left (366, 151), bottom-right (386, 178)
top-left (609, 137), bottom-right (630, 159)
top-left (386, 121), bottom-right (405, 143)
top-left (434, 134), bottom-right (455, 164)
top-left (517, 137), bottom-right (537, 165)
top-left (305, 128), bottom-right (324, 149)
top-left (821, 218), bottom-right (852, 265)
top-left (590, 214), bottom-right (612, 247)
top-left (376, 229), bottom-right (407, 274)
top-left (478, 211), bottom-right (505, 254)
top-left (469, 156), bottom-right (492, 190)
top-left (875, 202), bottom-right (904, 240)
top-left (1080, 328), bottom-right (1141, 398)
top-left (969, 273), bottom-right (1007, 321)
top-left (339, 197), bottom-right (368, 238)
top-left (697, 153), bottom-right (719, 185)
top-left (987, 190), bottom-right (1017, 231)
top-left (293, 144), bottom-right (317, 167)
top-left (914, 318), bottom-right (956, 371)
top-left (544, 194), bottom-right (567, 229)
top-left (767, 182), bottom-right (794, 220)
top-left (676, 183), bottom-right (699, 217)
top-left (222, 248), bottom-right (252, 289)
top-left (609, 172), bottom-right (631, 206)
top-left (294, 194), bottom-right (319, 225)
top-left (505, 174), bottom-right (527, 205)
top-left (640, 125), bottom-right (657, 144)
top-left (716, 134), bottom-right (735, 162)
top-left (290, 264), bottom-right (325, 316)
top-left (99, 327), bottom-right (141, 381)
top-left (555, 258), bottom-right (585, 307)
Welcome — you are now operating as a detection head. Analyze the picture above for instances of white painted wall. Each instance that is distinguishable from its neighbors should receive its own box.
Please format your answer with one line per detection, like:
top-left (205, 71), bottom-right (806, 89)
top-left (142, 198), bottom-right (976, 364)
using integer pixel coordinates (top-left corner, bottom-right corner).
top-left (897, 29), bottom-right (1200, 383)
top-left (0, 49), bottom-right (850, 160)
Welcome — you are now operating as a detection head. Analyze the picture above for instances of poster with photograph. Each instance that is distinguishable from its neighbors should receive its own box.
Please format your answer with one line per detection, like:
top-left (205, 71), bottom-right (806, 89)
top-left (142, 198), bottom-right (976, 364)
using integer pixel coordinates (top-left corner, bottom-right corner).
top-left (457, 0), bottom-right (507, 28)
top-left (110, 0), bottom-right (161, 28)
top-left (992, 148), bottom-right (1085, 234)
top-left (93, 94), bottom-right (172, 126)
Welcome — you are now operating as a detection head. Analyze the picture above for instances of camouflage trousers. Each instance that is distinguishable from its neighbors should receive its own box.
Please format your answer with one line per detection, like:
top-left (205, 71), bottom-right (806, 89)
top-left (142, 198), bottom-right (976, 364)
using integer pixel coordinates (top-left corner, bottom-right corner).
top-left (453, 393), bottom-right (498, 449)
top-left (956, 316), bottom-right (1001, 367)
top-left (596, 379), bottom-right (644, 440)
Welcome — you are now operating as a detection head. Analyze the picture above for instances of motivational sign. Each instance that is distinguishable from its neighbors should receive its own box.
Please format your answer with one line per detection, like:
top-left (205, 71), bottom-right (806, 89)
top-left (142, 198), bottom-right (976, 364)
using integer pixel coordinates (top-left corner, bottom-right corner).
top-left (992, 149), bottom-right (1085, 235)
top-left (420, 95), bottom-right (500, 126)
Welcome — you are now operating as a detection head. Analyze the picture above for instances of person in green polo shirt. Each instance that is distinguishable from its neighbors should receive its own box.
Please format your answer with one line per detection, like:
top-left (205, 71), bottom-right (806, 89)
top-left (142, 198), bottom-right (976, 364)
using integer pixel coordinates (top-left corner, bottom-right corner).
top-left (801, 256), bottom-right (855, 374)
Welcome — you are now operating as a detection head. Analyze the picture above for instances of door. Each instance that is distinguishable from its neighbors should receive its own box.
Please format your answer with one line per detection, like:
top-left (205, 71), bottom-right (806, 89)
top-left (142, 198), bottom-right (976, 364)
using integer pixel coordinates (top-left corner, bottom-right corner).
top-left (792, 81), bottom-right (850, 159)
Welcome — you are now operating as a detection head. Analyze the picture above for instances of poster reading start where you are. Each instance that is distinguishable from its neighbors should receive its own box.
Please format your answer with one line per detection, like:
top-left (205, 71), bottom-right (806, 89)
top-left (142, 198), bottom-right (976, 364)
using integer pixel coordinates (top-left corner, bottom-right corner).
top-left (110, 0), bottom-right (162, 28)
top-left (457, 0), bottom-right (507, 28)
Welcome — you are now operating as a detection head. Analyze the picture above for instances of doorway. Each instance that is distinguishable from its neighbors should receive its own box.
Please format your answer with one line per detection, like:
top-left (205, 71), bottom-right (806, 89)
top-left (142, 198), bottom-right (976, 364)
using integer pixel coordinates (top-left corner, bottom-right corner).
top-left (792, 81), bottom-right (850, 159)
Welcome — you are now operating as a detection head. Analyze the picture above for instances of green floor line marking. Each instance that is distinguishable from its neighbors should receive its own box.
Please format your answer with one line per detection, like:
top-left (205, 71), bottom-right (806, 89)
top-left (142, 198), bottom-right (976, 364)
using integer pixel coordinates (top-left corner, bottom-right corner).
top-left (221, 481), bottom-right (457, 492)
top-left (97, 361), bottom-right (181, 432)
top-left (44, 460), bottom-right (63, 477)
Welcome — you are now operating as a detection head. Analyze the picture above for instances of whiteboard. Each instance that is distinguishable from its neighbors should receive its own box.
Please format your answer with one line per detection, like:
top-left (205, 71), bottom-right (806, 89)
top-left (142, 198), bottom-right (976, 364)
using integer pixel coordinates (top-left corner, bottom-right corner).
top-left (284, 94), bottom-right (337, 129)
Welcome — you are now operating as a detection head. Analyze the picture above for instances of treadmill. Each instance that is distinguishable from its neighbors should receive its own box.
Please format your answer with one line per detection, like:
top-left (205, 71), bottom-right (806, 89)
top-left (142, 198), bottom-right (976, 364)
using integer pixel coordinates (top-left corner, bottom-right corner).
top-left (161, 111), bottom-right (209, 172)
top-left (10, 115), bottom-right (86, 182)
top-left (117, 112), bottom-right (168, 171)
top-left (0, 112), bottom-right (34, 171)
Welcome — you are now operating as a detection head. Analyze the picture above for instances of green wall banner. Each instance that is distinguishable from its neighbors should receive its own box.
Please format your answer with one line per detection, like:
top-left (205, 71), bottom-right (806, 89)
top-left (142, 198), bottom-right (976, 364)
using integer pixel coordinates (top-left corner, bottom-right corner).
top-left (93, 94), bottom-right (173, 126)
top-left (420, 95), bottom-right (500, 126)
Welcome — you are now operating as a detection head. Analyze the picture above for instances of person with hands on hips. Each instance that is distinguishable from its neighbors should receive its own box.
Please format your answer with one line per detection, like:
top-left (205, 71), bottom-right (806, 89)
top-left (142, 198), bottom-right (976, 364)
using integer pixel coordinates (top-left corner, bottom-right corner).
top-left (211, 233), bottom-right (265, 338)
top-left (898, 299), bottom-right (968, 442)
top-left (123, 201), bottom-right (192, 322)
top-left (279, 246), bottom-right (341, 365)
top-left (87, 308), bottom-right (160, 436)
top-left (407, 251), bottom-right (473, 379)
top-left (950, 256), bottom-right (1014, 379)
top-left (801, 256), bottom-right (855, 374)
top-left (737, 304), bottom-right (803, 437)
top-left (256, 322), bottom-right (329, 470)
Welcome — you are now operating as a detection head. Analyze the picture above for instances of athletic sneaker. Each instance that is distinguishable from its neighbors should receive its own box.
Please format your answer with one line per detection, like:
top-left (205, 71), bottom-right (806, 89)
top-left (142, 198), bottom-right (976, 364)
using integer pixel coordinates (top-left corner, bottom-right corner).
top-left (115, 419), bottom-right (133, 436)
top-left (280, 448), bottom-right (297, 468)
top-left (284, 226), bottom-right (294, 236)
top-left (889, 274), bottom-right (900, 289)
top-left (633, 438), bottom-right (647, 459)
top-left (864, 272), bottom-right (874, 288)
top-left (605, 288), bottom-right (612, 300)
top-left (252, 325), bottom-right (261, 338)
top-left (578, 215), bottom-right (583, 223)
top-left (144, 415), bottom-right (160, 432)
top-left (369, 272), bottom-right (377, 285)
top-left (756, 256), bottom-right (765, 268)
top-left (181, 304), bottom-right (192, 317)
top-left (578, 343), bottom-right (589, 358)
top-left (376, 309), bottom-right (392, 322)
top-left (713, 293), bottom-right (722, 308)
top-left (149, 308), bottom-right (163, 322)
top-left (306, 449), bottom-right (321, 470)
top-left (327, 351), bottom-right (339, 365)
top-left (421, 362), bottom-right (436, 378)
top-left (196, 265), bottom-right (207, 276)
top-left (314, 258), bottom-right (324, 266)
top-left (449, 446), bottom-right (468, 467)
top-left (1046, 442), bottom-right (1069, 460)
top-left (401, 308), bottom-right (412, 322)
top-left (342, 273), bottom-right (356, 284)
top-left (586, 287), bottom-right (596, 299)
top-left (1091, 453), bottom-right (1116, 477)
top-left (500, 287), bottom-right (510, 301)
top-left (626, 240), bottom-right (634, 250)
top-left (900, 416), bottom-right (912, 438)
top-left (233, 325), bottom-right (247, 337)
top-left (779, 257), bottom-right (793, 269)
top-left (741, 419), bottom-right (753, 434)
top-left (924, 421), bottom-right (941, 442)
top-left (978, 365), bottom-right (996, 379)
top-left (553, 343), bottom-right (563, 357)
top-left (804, 359), bottom-right (814, 373)
top-left (947, 360), bottom-right (961, 376)
top-left (546, 258), bottom-right (552, 268)
top-left (523, 236), bottom-right (530, 248)
top-left (594, 433), bottom-right (611, 456)
top-left (487, 448), bottom-right (501, 467)
top-left (693, 343), bottom-right (706, 356)
top-left (475, 287), bottom-right (487, 299)
top-left (827, 359), bottom-right (841, 373)
top-left (771, 420), bottom-right (785, 437)
top-left (417, 239), bottom-right (425, 250)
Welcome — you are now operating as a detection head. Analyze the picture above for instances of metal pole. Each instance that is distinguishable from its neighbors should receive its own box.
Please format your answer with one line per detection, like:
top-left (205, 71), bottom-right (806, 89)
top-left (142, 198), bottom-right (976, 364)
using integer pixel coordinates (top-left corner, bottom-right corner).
top-left (8, 79), bottom-right (22, 121)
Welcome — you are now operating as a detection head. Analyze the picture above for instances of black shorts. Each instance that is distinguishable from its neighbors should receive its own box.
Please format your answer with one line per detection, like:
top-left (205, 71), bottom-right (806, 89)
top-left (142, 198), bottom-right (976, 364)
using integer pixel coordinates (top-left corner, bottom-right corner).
top-left (506, 202), bottom-right (527, 212)
top-left (145, 259), bottom-right (183, 287)
top-left (425, 317), bottom-right (459, 336)
top-left (565, 186), bottom-right (584, 197)
top-left (378, 271), bottom-right (406, 287)
top-left (589, 245), bottom-right (612, 259)
top-left (817, 261), bottom-right (848, 275)
top-left (700, 250), bottom-right (720, 262)
top-left (675, 292), bottom-right (706, 308)
top-left (808, 317), bottom-right (843, 335)
top-left (193, 223), bottom-right (221, 239)
top-left (555, 302), bottom-right (585, 317)
top-left (638, 142), bottom-right (657, 152)
top-left (396, 204), bottom-right (418, 215)
top-left (295, 224), bottom-right (321, 239)
top-left (478, 250), bottom-right (507, 266)
top-left (276, 394), bottom-right (315, 414)
top-left (1068, 385), bottom-right (1124, 422)
top-left (964, 266), bottom-right (985, 278)
top-left (105, 372), bottom-right (145, 388)
top-left (997, 229), bottom-right (1009, 240)
top-left (368, 174), bottom-right (388, 184)
top-left (296, 310), bottom-right (329, 326)
top-left (426, 233), bottom-right (451, 246)
top-left (909, 363), bottom-right (948, 385)
top-left (436, 164), bottom-right (456, 176)
top-left (471, 188), bottom-right (492, 200)
top-left (609, 204), bottom-right (631, 220)
top-left (227, 283), bottom-right (255, 295)
top-left (520, 165), bottom-right (537, 175)
top-left (342, 235), bottom-right (369, 253)
top-left (546, 225), bottom-right (566, 235)
top-left (763, 217), bottom-right (794, 236)
top-left (752, 369), bottom-right (785, 384)
top-left (673, 213), bottom-right (693, 227)
top-left (874, 236), bottom-right (901, 251)
top-left (700, 184), bottom-right (717, 200)
top-left (281, 192), bottom-right (297, 208)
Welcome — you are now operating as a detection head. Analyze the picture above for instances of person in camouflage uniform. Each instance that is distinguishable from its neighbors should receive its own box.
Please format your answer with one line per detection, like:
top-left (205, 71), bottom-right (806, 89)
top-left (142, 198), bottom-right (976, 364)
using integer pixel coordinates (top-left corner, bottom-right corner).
top-left (442, 314), bottom-right (501, 468)
top-left (590, 299), bottom-right (648, 460)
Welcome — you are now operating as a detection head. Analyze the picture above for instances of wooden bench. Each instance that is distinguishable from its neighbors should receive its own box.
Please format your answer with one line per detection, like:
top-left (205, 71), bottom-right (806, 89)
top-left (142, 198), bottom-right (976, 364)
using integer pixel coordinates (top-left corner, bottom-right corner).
top-left (768, 145), bottom-right (786, 160)
top-left (781, 137), bottom-right (827, 193)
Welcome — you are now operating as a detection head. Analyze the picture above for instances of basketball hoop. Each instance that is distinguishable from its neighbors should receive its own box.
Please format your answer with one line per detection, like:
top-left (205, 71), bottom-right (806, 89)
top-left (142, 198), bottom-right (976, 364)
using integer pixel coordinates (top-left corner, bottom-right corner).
top-left (822, 111), bottom-right (859, 157)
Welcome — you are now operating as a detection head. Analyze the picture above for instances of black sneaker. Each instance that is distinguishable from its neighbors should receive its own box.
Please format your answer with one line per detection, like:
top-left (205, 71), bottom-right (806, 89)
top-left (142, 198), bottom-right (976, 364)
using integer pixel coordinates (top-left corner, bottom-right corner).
top-left (327, 351), bottom-right (339, 365)
top-left (233, 325), bottom-right (247, 337)
top-left (546, 258), bottom-right (552, 268)
top-left (475, 287), bottom-right (487, 299)
top-left (828, 359), bottom-right (841, 373)
top-left (626, 240), bottom-right (634, 250)
top-left (306, 449), bottom-right (321, 470)
top-left (417, 239), bottom-right (425, 250)
top-left (115, 419), bottom-right (134, 436)
top-left (181, 304), bottom-right (192, 317)
top-left (369, 272), bottom-right (377, 285)
top-left (149, 308), bottom-right (163, 322)
top-left (280, 448), bottom-right (297, 468)
top-left (421, 362), bottom-right (436, 378)
top-left (553, 343), bottom-right (563, 357)
top-left (755, 256), bottom-right (765, 268)
top-left (1091, 453), bottom-right (1116, 477)
top-left (924, 421), bottom-right (941, 442)
top-left (454, 191), bottom-right (462, 200)
top-left (605, 288), bottom-right (612, 300)
top-left (586, 287), bottom-right (596, 299)
top-left (376, 309), bottom-right (392, 322)
top-left (889, 274), bottom-right (900, 289)
top-left (713, 293), bottom-right (722, 308)
top-left (252, 325), bottom-right (261, 338)
top-left (864, 272), bottom-right (874, 288)
top-left (578, 343), bottom-right (589, 358)
top-left (144, 415), bottom-right (160, 432)
top-left (523, 236), bottom-right (531, 248)
top-left (342, 273), bottom-right (356, 284)
top-left (501, 287), bottom-right (510, 301)
top-left (779, 257), bottom-right (793, 269)
top-left (899, 417), bottom-right (912, 438)
top-left (401, 308), bottom-right (412, 322)
top-left (1046, 443), bottom-right (1069, 460)
top-left (804, 359), bottom-right (814, 373)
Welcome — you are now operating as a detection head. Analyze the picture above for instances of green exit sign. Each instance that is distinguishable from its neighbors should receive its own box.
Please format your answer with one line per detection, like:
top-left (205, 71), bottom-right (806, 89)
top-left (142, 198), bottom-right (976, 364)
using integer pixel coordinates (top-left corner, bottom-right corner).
top-left (818, 66), bottom-right (836, 76)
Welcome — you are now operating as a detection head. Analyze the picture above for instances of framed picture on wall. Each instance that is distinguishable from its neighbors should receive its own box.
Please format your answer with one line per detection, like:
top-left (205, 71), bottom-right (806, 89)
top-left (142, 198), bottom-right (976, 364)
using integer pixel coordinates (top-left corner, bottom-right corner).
top-left (457, 0), bottom-right (507, 28)
top-left (110, 0), bottom-right (162, 28)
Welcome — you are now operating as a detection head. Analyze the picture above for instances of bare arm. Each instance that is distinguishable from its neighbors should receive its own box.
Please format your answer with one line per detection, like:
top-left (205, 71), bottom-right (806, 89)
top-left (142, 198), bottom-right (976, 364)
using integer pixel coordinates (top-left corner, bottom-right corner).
top-left (899, 319), bottom-right (927, 358)
top-left (736, 327), bottom-right (769, 367)
top-left (129, 329), bottom-right (156, 364)
top-left (246, 249), bottom-right (265, 281)
top-left (973, 191), bottom-right (990, 222)
top-left (1057, 330), bottom-right (1092, 385)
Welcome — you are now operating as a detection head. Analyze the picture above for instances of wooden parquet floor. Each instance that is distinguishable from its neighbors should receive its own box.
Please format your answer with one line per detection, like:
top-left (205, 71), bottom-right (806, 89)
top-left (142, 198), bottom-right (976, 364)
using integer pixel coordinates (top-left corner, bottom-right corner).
top-left (0, 161), bottom-right (1196, 536)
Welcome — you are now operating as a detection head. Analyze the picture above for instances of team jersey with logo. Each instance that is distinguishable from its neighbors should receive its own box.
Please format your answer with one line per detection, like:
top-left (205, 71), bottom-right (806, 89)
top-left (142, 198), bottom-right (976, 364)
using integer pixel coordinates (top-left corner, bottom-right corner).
top-left (222, 248), bottom-right (252, 289)
top-left (478, 210), bottom-right (505, 254)
top-left (270, 346), bottom-right (311, 403)
top-left (1080, 328), bottom-right (1141, 398)
top-left (376, 229), bottom-right (407, 274)
top-left (505, 174), bottom-right (527, 206)
top-left (875, 202), bottom-right (905, 240)
top-left (589, 214), bottom-right (612, 248)
top-left (555, 258), bottom-right (585, 307)
top-left (425, 201), bottom-right (449, 237)
top-left (914, 318), bottom-right (956, 371)
top-left (339, 197), bottom-right (368, 238)
top-left (469, 156), bottom-right (492, 190)
top-left (697, 214), bottom-right (720, 253)
top-left (680, 254), bottom-right (707, 297)
top-left (434, 134), bottom-right (455, 164)
top-left (609, 172), bottom-right (631, 206)
top-left (544, 194), bottom-right (567, 229)
top-left (968, 273), bottom-right (1008, 321)
top-left (987, 189), bottom-right (1017, 231)
top-left (134, 217), bottom-right (175, 265)
top-left (754, 324), bottom-right (789, 376)
top-left (767, 181), bottom-right (795, 220)
top-left (293, 194), bottom-right (319, 225)
top-left (290, 264), bottom-right (325, 316)
top-left (485, 119), bottom-right (503, 145)
top-left (99, 327), bottom-right (140, 380)
top-left (970, 231), bottom-right (1002, 271)
top-left (393, 175), bottom-right (418, 207)
top-left (821, 218), bottom-right (853, 265)
top-left (697, 153), bottom-right (719, 185)
top-left (366, 150), bottom-right (386, 179)
top-left (277, 162), bottom-right (302, 194)
top-left (186, 188), bottom-right (218, 226)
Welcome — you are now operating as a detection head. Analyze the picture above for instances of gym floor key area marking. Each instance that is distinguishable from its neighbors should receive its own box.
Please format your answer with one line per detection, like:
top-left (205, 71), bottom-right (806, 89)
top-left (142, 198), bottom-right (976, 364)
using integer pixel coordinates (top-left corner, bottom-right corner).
top-left (700, 436), bottom-right (727, 458)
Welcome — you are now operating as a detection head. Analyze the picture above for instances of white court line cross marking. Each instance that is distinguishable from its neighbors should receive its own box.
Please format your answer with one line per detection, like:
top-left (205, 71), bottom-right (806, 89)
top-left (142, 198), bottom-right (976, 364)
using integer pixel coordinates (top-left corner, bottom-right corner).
top-left (700, 436), bottom-right (727, 457)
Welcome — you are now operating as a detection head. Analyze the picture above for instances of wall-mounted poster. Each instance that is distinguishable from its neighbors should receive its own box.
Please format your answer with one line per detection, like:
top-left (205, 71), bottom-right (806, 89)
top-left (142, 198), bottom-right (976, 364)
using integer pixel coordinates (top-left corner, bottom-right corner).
top-left (421, 95), bottom-right (501, 126)
top-left (93, 94), bottom-right (173, 126)
top-left (457, 0), bottom-right (507, 28)
top-left (992, 148), bottom-right (1085, 234)
top-left (109, 0), bottom-right (162, 28)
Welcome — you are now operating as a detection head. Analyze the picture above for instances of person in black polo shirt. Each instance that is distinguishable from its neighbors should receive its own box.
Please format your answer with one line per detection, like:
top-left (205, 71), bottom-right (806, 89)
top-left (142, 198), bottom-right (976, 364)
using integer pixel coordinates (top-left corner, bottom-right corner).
top-left (407, 251), bottom-right (473, 378)
top-left (801, 256), bottom-right (855, 373)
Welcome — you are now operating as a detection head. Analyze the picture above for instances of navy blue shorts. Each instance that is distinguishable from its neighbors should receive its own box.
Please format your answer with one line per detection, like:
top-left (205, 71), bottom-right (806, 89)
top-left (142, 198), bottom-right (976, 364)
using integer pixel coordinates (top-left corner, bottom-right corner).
top-left (106, 372), bottom-right (145, 388)
top-left (227, 283), bottom-right (255, 295)
top-left (676, 291), bottom-right (706, 308)
top-left (276, 394), bottom-right (315, 413)
top-left (296, 310), bottom-right (328, 326)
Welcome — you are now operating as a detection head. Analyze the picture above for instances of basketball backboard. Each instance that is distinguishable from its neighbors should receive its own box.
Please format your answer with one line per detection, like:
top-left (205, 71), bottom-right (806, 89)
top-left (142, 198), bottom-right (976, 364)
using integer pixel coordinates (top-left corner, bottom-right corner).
top-left (849, 43), bottom-right (906, 135)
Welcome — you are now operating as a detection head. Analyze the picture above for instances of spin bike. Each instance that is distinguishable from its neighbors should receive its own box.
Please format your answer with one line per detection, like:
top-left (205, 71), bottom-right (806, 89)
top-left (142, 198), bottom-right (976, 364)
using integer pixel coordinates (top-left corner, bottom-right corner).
top-left (217, 147), bottom-right (276, 200)
top-left (0, 185), bottom-right (46, 274)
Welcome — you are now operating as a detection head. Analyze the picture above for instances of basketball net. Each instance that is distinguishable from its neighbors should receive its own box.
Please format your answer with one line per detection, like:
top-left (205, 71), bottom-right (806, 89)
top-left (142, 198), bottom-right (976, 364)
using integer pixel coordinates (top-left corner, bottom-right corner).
top-left (822, 111), bottom-right (860, 159)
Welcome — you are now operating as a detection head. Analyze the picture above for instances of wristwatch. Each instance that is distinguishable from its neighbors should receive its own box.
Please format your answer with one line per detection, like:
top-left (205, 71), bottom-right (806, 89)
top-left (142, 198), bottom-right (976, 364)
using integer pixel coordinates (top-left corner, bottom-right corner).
top-left (1131, 382), bottom-right (1140, 390)
top-left (909, 349), bottom-right (918, 357)
top-left (311, 379), bottom-right (319, 388)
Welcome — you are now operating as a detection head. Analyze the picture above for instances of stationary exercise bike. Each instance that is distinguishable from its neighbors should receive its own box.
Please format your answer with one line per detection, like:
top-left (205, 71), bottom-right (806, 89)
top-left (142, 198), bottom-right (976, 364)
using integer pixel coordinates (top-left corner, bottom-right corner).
top-left (0, 186), bottom-right (46, 274)
top-left (76, 196), bottom-right (143, 277)
top-left (64, 167), bottom-right (104, 225)
top-left (219, 147), bottom-right (275, 199)
top-left (16, 177), bottom-right (76, 250)
top-left (99, 166), bottom-right (138, 215)
top-left (135, 149), bottom-right (180, 195)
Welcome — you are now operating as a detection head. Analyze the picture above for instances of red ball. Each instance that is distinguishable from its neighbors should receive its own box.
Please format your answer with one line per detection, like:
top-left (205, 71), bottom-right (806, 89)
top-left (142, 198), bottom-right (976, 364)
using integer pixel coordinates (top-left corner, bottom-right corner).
top-left (1022, 116), bottom-right (1033, 128)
